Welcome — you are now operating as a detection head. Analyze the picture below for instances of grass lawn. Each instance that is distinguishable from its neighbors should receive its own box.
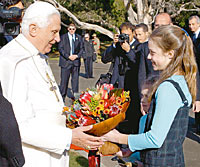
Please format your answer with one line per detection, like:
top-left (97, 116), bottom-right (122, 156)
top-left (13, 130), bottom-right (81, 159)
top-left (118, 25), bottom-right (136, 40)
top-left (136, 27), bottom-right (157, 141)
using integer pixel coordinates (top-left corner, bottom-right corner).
top-left (69, 150), bottom-right (88, 167)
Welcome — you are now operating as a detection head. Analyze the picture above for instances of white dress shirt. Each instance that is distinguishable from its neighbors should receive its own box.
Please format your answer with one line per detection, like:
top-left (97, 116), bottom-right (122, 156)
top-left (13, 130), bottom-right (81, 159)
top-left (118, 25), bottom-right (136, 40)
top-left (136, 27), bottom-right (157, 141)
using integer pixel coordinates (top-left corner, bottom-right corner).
top-left (68, 32), bottom-right (75, 55)
top-left (194, 27), bottom-right (200, 40)
top-left (0, 34), bottom-right (72, 167)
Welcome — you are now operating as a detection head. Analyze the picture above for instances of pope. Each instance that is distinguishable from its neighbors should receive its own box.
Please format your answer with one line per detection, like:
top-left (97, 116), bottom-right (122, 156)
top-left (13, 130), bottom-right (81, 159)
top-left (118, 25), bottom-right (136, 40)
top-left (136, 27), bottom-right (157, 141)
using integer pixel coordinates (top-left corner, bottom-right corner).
top-left (0, 1), bottom-right (103, 167)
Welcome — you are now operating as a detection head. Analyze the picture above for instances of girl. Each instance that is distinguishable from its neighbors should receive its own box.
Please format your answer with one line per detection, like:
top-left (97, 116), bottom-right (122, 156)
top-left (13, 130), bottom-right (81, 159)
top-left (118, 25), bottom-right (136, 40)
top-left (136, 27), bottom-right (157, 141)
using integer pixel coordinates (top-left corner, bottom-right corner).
top-left (103, 25), bottom-right (197, 167)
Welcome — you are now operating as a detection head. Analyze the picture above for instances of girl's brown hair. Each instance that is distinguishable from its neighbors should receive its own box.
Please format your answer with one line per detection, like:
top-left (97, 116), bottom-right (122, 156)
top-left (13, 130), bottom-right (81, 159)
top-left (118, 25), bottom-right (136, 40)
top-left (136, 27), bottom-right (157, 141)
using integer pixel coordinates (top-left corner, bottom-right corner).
top-left (149, 25), bottom-right (197, 102)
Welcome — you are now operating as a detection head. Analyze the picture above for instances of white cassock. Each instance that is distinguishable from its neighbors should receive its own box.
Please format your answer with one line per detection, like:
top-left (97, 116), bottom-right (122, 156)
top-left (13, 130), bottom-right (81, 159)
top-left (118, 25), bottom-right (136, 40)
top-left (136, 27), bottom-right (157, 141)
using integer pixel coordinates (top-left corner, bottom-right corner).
top-left (0, 34), bottom-right (72, 167)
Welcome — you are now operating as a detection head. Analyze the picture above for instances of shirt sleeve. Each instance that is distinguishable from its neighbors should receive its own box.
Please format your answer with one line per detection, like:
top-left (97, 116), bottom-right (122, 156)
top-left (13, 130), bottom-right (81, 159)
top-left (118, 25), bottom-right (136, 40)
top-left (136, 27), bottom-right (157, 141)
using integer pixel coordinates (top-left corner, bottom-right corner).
top-left (128, 82), bottom-right (183, 152)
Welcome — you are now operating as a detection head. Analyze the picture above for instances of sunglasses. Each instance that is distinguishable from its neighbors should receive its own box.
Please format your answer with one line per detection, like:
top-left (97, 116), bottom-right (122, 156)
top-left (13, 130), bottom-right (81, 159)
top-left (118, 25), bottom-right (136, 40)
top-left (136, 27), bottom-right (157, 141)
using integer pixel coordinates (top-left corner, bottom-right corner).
top-left (69, 28), bottom-right (76, 30)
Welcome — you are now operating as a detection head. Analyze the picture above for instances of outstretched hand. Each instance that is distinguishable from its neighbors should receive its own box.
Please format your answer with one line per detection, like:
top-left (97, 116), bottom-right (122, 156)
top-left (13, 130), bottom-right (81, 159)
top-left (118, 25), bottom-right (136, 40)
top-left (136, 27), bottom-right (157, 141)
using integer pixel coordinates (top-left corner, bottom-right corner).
top-left (72, 125), bottom-right (104, 150)
top-left (103, 129), bottom-right (128, 145)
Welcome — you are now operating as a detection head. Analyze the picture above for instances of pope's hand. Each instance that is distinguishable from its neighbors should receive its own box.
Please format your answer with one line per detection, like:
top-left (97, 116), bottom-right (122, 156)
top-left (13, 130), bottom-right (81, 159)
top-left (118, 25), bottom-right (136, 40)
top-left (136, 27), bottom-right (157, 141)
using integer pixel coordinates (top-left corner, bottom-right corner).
top-left (72, 125), bottom-right (104, 150)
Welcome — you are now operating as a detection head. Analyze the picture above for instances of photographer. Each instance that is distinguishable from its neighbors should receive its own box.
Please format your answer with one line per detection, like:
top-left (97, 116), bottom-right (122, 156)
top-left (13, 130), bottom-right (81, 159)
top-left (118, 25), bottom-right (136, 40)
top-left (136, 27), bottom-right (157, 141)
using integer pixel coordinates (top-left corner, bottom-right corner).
top-left (0, 0), bottom-right (24, 48)
top-left (102, 22), bottom-right (142, 134)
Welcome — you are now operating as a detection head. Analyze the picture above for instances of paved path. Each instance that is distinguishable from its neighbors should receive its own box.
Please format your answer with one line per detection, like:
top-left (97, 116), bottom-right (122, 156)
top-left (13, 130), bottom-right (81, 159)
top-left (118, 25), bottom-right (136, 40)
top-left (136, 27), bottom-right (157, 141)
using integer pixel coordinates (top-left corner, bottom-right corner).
top-left (50, 59), bottom-right (200, 167)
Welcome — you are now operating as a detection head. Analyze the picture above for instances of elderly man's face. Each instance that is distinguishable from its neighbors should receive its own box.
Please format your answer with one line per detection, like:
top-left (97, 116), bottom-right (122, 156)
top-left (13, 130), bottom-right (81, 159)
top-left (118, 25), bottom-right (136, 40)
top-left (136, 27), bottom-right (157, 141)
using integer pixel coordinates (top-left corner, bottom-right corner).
top-left (189, 18), bottom-right (200, 33)
top-left (154, 15), bottom-right (171, 29)
top-left (36, 14), bottom-right (61, 54)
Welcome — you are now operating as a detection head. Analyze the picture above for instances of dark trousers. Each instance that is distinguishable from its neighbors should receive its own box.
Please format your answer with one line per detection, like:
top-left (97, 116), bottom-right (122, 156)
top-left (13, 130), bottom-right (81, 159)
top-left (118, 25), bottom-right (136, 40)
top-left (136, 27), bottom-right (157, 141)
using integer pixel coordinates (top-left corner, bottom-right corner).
top-left (84, 57), bottom-right (93, 78)
top-left (59, 65), bottom-right (79, 100)
top-left (0, 157), bottom-right (9, 167)
top-left (195, 112), bottom-right (200, 132)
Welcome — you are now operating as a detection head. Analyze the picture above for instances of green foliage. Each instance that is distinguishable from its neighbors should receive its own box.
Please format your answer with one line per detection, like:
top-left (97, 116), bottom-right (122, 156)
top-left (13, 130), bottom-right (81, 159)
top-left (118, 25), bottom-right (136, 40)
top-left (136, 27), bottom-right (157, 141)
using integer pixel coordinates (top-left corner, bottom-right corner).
top-left (69, 151), bottom-right (88, 167)
top-left (57, 0), bottom-right (126, 30)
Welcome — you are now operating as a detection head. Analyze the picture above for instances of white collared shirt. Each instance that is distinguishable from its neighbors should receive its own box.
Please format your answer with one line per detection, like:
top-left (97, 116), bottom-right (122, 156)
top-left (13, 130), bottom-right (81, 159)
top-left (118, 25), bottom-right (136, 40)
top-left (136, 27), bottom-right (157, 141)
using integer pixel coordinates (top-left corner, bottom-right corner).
top-left (68, 32), bottom-right (75, 55)
top-left (194, 27), bottom-right (200, 39)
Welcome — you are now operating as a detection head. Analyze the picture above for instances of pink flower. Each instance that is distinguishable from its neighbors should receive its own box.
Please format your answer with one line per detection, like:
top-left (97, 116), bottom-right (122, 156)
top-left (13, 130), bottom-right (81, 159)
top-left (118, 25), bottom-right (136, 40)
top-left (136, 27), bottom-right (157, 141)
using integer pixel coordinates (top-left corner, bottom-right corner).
top-left (78, 116), bottom-right (96, 126)
top-left (109, 104), bottom-right (120, 117)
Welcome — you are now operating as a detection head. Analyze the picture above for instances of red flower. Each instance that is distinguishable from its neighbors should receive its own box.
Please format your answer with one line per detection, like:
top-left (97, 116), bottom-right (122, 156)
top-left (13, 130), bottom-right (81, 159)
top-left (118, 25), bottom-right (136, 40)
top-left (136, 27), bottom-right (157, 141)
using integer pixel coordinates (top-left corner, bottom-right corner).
top-left (100, 84), bottom-right (114, 99)
top-left (104, 99), bottom-right (110, 109)
top-left (79, 92), bottom-right (92, 104)
top-left (75, 110), bottom-right (83, 118)
top-left (109, 104), bottom-right (120, 117)
top-left (78, 116), bottom-right (96, 126)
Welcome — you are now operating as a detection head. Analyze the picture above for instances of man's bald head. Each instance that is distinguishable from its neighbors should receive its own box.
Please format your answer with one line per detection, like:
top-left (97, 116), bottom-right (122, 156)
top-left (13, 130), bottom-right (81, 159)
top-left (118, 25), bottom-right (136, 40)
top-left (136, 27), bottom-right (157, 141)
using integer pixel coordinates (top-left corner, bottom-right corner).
top-left (154, 13), bottom-right (172, 29)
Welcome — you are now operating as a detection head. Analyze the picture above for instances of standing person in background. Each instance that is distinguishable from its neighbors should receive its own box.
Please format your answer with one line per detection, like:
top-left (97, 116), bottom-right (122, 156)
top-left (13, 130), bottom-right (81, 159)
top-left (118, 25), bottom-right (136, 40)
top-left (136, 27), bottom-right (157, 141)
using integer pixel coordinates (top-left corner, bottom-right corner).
top-left (104, 25), bottom-right (197, 167)
top-left (189, 15), bottom-right (200, 134)
top-left (154, 12), bottom-right (173, 29)
top-left (92, 33), bottom-right (100, 62)
top-left (0, 2), bottom-right (103, 167)
top-left (82, 33), bottom-right (96, 78)
top-left (101, 22), bottom-right (141, 134)
top-left (135, 23), bottom-right (149, 43)
top-left (58, 23), bottom-right (83, 102)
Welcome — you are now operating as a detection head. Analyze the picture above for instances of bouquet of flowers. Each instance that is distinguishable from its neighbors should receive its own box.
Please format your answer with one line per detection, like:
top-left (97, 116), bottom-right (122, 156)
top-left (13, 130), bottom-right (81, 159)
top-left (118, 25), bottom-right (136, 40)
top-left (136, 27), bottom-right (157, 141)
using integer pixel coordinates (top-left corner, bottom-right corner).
top-left (63, 84), bottom-right (130, 155)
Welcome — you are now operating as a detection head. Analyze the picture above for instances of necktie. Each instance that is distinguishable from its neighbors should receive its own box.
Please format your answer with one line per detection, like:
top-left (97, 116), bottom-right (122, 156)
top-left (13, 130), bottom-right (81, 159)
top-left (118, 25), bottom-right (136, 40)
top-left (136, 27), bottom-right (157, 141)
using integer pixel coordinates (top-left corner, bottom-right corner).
top-left (193, 34), bottom-right (196, 41)
top-left (72, 35), bottom-right (75, 54)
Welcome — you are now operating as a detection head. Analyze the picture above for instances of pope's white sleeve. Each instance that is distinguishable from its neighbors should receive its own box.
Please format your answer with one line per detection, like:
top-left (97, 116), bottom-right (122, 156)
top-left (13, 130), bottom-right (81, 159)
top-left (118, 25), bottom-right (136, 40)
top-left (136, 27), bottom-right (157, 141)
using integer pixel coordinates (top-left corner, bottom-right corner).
top-left (11, 61), bottom-right (72, 155)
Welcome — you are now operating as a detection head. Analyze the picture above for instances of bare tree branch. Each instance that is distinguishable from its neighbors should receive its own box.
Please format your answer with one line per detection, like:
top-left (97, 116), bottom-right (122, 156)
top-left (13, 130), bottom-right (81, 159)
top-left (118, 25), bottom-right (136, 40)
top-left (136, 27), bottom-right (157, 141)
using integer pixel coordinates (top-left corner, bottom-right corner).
top-left (170, 1), bottom-right (200, 18)
top-left (38, 0), bottom-right (114, 39)
top-left (123, 0), bottom-right (137, 24)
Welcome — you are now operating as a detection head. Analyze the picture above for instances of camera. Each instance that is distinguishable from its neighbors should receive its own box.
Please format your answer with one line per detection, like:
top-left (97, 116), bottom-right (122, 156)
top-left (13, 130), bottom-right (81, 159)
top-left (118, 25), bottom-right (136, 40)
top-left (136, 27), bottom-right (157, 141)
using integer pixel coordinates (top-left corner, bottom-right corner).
top-left (0, 3), bottom-right (22, 36)
top-left (118, 33), bottom-right (129, 43)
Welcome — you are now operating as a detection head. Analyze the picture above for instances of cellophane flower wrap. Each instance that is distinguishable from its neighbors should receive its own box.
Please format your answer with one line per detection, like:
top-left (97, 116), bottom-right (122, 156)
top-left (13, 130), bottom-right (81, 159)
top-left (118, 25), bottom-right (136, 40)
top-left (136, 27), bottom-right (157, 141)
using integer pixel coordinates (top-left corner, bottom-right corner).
top-left (62, 84), bottom-right (130, 155)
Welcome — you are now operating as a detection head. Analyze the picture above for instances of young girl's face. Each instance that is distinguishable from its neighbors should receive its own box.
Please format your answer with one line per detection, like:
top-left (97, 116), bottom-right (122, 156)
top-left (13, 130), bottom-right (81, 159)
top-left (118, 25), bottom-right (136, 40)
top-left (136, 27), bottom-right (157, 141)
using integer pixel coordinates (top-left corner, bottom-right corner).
top-left (148, 39), bottom-right (172, 71)
top-left (141, 85), bottom-right (151, 115)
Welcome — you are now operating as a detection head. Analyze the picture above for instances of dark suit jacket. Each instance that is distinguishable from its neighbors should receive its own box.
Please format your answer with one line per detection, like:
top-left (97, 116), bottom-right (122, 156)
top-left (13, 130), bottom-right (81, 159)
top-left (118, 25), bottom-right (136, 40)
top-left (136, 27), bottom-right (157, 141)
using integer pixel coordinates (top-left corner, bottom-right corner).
top-left (137, 41), bottom-right (160, 99)
top-left (101, 39), bottom-right (140, 88)
top-left (0, 83), bottom-right (25, 167)
top-left (102, 39), bottom-right (144, 133)
top-left (82, 39), bottom-right (96, 59)
top-left (191, 33), bottom-right (200, 100)
top-left (58, 33), bottom-right (83, 68)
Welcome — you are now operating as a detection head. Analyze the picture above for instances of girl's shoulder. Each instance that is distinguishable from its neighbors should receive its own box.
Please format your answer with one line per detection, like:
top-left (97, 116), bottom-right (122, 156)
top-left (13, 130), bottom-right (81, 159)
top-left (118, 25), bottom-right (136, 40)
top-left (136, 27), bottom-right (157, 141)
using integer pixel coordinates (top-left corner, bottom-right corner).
top-left (156, 75), bottom-right (192, 104)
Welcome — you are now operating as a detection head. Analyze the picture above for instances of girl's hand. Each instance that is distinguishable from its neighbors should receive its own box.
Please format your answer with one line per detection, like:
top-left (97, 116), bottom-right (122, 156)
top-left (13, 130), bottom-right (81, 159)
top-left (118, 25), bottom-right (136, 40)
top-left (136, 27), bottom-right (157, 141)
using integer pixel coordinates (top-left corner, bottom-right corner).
top-left (116, 148), bottom-right (132, 157)
top-left (103, 129), bottom-right (128, 145)
top-left (103, 129), bottom-right (121, 143)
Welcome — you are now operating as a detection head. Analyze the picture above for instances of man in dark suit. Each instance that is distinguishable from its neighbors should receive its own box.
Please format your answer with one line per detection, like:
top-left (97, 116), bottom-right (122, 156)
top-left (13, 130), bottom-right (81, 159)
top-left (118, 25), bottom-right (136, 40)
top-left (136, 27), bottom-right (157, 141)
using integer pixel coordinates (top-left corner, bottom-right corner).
top-left (102, 22), bottom-right (142, 134)
top-left (58, 23), bottom-right (84, 102)
top-left (137, 13), bottom-right (172, 98)
top-left (189, 15), bottom-right (200, 134)
top-left (0, 83), bottom-right (25, 167)
top-left (82, 33), bottom-right (96, 78)
top-left (135, 23), bottom-right (149, 43)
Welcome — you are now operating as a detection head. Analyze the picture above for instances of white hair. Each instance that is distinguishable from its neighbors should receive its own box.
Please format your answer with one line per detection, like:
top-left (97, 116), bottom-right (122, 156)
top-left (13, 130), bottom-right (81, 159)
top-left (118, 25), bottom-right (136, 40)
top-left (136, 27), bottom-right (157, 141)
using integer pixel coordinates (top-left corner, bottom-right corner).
top-left (189, 15), bottom-right (200, 24)
top-left (21, 1), bottom-right (60, 35)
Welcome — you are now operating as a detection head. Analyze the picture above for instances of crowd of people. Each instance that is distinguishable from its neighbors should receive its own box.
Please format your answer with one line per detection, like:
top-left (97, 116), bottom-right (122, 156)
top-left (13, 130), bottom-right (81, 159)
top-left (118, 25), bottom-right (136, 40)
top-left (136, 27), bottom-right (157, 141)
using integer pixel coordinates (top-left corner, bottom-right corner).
top-left (0, 1), bottom-right (200, 167)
